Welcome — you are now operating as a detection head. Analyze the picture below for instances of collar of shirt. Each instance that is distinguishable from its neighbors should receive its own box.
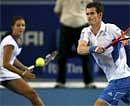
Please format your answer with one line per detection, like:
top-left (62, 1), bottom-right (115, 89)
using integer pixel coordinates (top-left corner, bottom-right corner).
top-left (88, 21), bottom-right (106, 37)
top-left (86, 21), bottom-right (108, 47)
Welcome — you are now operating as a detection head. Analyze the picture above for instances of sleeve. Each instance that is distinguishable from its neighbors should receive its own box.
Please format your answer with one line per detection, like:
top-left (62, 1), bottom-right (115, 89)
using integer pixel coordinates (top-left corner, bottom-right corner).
top-left (54, 0), bottom-right (63, 14)
top-left (1, 36), bottom-right (16, 47)
top-left (110, 24), bottom-right (122, 38)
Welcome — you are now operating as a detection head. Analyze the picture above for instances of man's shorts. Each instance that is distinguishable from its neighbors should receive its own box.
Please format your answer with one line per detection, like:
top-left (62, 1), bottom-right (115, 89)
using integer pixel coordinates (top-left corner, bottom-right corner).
top-left (99, 76), bottom-right (130, 106)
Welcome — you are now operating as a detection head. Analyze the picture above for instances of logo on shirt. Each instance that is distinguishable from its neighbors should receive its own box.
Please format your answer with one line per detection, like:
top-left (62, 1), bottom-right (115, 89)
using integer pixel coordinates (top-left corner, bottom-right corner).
top-left (108, 92), bottom-right (113, 97)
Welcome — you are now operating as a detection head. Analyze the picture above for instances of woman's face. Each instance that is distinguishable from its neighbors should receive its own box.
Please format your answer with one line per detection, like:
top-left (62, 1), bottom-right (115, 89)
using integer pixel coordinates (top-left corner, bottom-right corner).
top-left (12, 19), bottom-right (25, 37)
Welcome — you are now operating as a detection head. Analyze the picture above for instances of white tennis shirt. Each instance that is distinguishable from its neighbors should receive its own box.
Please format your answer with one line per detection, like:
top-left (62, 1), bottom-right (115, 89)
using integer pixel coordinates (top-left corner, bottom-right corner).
top-left (80, 22), bottom-right (130, 82)
top-left (0, 35), bottom-right (22, 81)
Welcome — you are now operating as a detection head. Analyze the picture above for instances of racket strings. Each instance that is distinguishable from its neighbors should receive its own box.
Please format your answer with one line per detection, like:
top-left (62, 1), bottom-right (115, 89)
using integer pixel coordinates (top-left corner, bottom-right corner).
top-left (45, 51), bottom-right (58, 65)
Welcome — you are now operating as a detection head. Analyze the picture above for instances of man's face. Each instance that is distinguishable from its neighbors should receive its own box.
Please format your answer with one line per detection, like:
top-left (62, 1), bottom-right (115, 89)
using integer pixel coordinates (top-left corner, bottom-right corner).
top-left (86, 7), bottom-right (102, 25)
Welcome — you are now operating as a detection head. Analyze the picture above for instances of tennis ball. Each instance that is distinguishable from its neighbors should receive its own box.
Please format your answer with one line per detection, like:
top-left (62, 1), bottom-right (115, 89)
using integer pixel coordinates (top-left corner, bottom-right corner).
top-left (35, 57), bottom-right (45, 67)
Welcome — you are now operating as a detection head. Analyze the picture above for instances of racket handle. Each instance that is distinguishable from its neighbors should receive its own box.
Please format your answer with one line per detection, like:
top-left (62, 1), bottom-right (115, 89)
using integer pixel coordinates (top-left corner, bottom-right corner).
top-left (105, 37), bottom-right (120, 49)
top-left (105, 44), bottom-right (112, 49)
top-left (28, 65), bottom-right (35, 70)
top-left (22, 65), bottom-right (34, 76)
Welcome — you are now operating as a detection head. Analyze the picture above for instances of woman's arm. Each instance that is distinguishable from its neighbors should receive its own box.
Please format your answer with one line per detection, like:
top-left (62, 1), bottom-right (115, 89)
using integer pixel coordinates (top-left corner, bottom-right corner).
top-left (14, 58), bottom-right (28, 71)
top-left (3, 45), bottom-right (24, 76)
top-left (3, 45), bottom-right (35, 79)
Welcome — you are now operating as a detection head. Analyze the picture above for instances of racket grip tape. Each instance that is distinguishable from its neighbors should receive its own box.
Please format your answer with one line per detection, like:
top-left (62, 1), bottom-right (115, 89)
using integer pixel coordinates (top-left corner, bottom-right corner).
top-left (22, 65), bottom-right (34, 76)
top-left (28, 65), bottom-right (35, 70)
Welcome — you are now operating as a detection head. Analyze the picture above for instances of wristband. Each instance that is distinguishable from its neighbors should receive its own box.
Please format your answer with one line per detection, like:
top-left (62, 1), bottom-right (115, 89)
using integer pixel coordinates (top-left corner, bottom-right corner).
top-left (22, 70), bottom-right (27, 76)
top-left (89, 46), bottom-right (97, 53)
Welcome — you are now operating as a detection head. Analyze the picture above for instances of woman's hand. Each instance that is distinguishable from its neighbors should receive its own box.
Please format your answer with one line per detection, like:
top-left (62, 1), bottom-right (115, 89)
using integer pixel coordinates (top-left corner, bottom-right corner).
top-left (22, 70), bottom-right (36, 79)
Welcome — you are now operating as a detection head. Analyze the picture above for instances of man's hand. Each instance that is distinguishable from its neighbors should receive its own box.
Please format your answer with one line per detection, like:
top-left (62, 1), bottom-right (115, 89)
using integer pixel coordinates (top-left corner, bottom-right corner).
top-left (95, 47), bottom-right (105, 54)
top-left (77, 40), bottom-right (89, 55)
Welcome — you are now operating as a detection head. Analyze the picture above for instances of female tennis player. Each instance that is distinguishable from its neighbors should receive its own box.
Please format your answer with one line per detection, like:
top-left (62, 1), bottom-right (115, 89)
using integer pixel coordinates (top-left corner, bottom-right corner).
top-left (0, 16), bottom-right (44, 106)
top-left (77, 2), bottom-right (130, 106)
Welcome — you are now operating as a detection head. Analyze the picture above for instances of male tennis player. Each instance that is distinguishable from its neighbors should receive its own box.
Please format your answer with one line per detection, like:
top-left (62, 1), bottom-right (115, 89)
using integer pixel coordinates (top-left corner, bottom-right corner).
top-left (77, 2), bottom-right (130, 106)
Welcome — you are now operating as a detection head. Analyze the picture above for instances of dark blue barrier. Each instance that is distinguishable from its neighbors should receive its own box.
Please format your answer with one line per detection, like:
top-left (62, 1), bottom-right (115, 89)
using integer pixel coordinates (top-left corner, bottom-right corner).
top-left (0, 2), bottom-right (130, 79)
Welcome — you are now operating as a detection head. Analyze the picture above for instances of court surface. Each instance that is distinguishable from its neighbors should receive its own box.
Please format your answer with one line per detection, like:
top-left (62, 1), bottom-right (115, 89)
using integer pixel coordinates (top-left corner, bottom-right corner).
top-left (0, 81), bottom-right (129, 106)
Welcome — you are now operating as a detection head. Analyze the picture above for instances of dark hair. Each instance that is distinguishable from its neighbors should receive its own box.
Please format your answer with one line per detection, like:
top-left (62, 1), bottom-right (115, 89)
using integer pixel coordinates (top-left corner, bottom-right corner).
top-left (1, 16), bottom-right (25, 41)
top-left (86, 2), bottom-right (104, 13)
top-left (11, 16), bottom-right (25, 26)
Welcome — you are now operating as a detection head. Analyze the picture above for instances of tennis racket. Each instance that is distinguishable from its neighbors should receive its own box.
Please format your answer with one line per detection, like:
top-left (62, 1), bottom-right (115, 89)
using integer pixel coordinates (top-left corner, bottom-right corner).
top-left (105, 27), bottom-right (130, 49)
top-left (28, 50), bottom-right (58, 70)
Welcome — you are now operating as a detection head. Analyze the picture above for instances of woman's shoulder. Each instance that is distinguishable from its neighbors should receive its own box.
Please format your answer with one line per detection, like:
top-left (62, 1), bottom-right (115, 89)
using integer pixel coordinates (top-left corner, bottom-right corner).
top-left (1, 35), bottom-right (13, 42)
top-left (1, 35), bottom-right (16, 46)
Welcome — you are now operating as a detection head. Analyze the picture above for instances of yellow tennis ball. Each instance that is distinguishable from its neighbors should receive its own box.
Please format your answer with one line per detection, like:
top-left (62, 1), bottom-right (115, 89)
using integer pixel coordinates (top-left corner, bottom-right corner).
top-left (35, 57), bottom-right (45, 67)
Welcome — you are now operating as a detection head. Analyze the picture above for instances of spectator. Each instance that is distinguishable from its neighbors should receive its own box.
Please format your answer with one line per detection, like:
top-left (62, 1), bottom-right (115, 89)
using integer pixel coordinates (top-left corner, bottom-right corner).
top-left (54, 0), bottom-right (94, 88)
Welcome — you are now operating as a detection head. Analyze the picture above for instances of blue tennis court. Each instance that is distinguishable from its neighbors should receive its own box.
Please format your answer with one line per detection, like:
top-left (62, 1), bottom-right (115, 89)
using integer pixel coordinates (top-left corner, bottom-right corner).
top-left (0, 85), bottom-right (128, 106)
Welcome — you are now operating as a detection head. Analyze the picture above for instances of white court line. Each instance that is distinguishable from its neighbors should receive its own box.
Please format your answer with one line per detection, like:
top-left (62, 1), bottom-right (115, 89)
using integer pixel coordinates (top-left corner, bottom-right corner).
top-left (0, 81), bottom-right (108, 89)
